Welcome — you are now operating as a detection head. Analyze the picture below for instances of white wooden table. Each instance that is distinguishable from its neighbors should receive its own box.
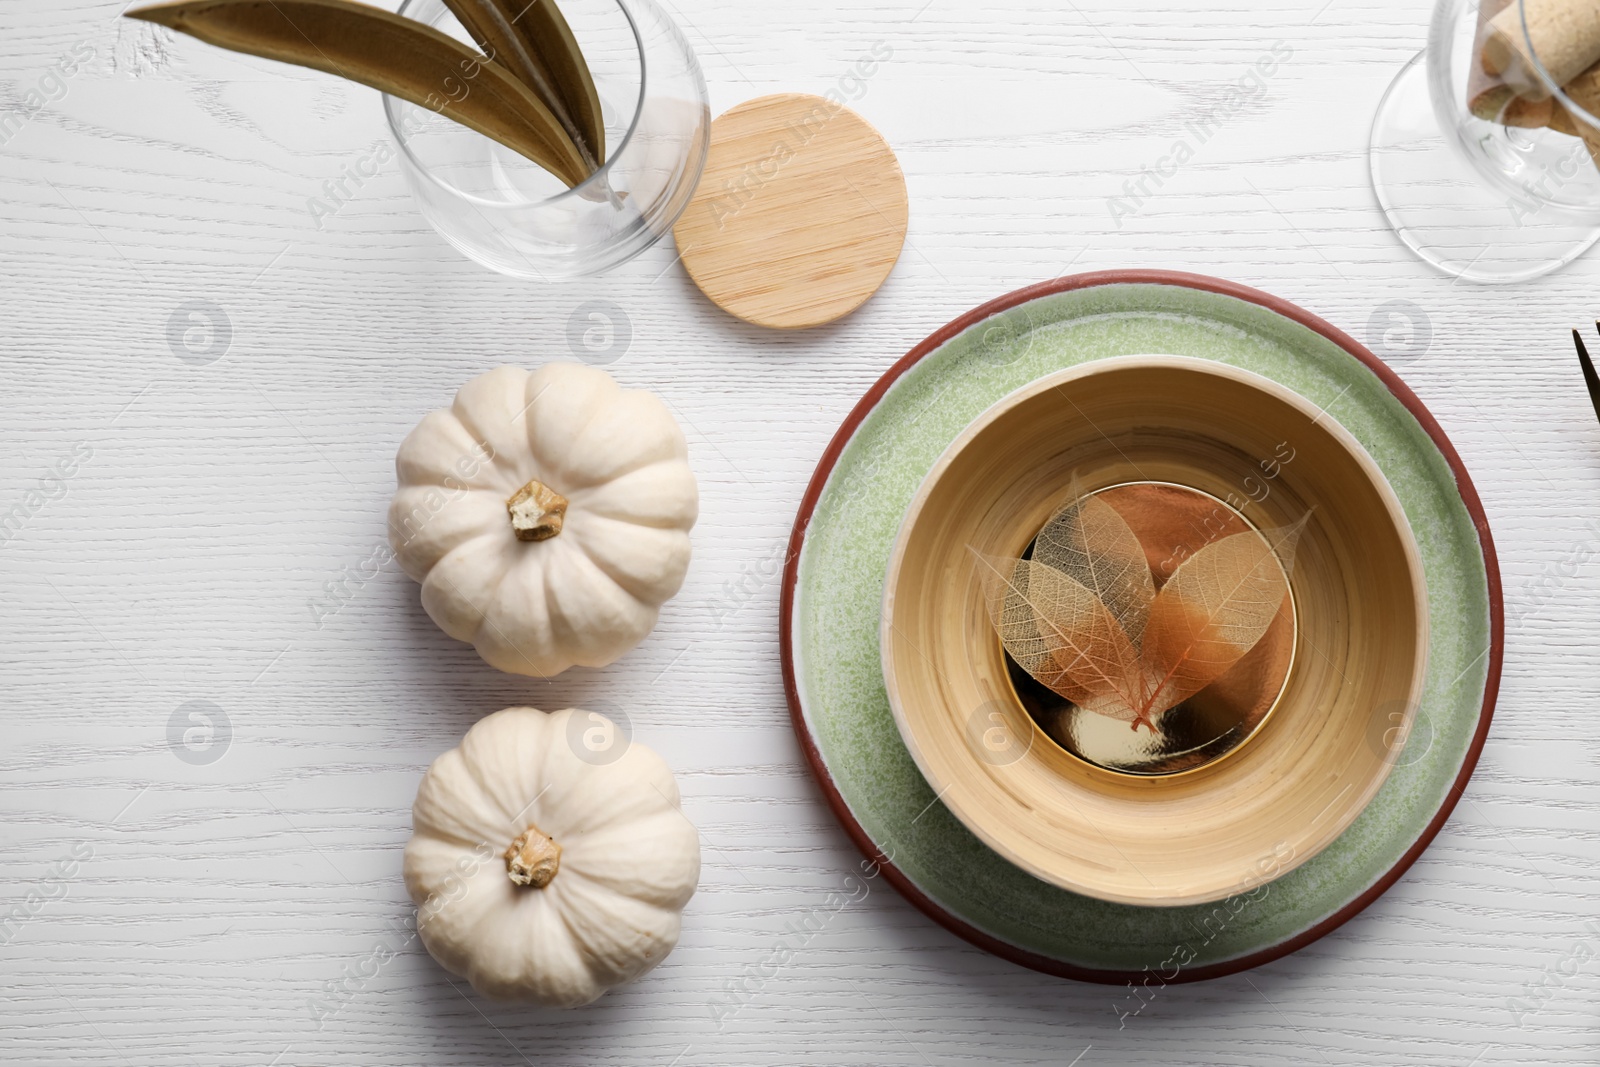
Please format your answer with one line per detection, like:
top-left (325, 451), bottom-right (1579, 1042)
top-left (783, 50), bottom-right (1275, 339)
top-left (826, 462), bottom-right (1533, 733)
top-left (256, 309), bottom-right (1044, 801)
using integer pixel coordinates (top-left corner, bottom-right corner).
top-left (3, 0), bottom-right (1598, 1063)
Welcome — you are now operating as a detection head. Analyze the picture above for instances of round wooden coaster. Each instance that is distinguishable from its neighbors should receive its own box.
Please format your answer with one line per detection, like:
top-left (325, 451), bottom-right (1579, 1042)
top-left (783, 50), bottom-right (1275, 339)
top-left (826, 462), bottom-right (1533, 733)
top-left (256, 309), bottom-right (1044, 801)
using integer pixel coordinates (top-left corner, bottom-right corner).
top-left (672, 93), bottom-right (908, 330)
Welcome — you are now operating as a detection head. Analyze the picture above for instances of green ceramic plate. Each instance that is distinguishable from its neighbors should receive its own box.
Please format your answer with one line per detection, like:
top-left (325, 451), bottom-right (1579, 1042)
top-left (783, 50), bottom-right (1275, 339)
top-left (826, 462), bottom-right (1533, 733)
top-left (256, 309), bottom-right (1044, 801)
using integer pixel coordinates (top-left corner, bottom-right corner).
top-left (779, 271), bottom-right (1502, 983)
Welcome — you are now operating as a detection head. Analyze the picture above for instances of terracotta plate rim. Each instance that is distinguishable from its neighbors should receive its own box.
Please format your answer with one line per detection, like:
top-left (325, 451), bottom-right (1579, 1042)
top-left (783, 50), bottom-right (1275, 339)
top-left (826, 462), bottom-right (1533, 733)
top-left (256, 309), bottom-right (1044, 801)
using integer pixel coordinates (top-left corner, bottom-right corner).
top-left (777, 269), bottom-right (1503, 985)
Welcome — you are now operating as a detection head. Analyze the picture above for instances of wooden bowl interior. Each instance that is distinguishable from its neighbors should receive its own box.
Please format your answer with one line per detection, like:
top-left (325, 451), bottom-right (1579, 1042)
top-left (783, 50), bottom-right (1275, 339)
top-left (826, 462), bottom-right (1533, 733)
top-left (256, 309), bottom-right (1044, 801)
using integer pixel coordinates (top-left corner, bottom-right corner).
top-left (882, 357), bottom-right (1427, 906)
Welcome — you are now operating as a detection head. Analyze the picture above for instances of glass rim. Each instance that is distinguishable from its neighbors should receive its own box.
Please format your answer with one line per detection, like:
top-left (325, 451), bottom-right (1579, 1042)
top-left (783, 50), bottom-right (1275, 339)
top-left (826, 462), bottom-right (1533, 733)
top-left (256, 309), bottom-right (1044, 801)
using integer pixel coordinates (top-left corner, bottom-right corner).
top-left (1514, 0), bottom-right (1600, 132)
top-left (381, 0), bottom-right (649, 207)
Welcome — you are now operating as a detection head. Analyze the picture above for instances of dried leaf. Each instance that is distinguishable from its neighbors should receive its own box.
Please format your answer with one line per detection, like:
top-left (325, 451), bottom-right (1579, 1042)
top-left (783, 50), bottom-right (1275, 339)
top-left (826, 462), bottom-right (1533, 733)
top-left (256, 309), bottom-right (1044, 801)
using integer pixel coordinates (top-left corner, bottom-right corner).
top-left (442, 0), bottom-right (605, 171)
top-left (986, 490), bottom-right (1309, 733)
top-left (975, 552), bottom-right (1144, 721)
top-left (1138, 529), bottom-right (1292, 718)
top-left (1262, 510), bottom-right (1310, 575)
top-left (1032, 484), bottom-right (1156, 644)
top-left (510, 0), bottom-right (604, 169)
top-left (126, 0), bottom-right (590, 186)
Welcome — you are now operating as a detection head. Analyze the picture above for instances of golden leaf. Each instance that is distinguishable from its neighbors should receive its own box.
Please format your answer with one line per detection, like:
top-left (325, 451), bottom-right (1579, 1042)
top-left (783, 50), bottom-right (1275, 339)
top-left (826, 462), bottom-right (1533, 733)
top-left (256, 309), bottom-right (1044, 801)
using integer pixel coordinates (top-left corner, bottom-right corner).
top-left (1032, 485), bottom-right (1156, 644)
top-left (982, 493), bottom-right (1307, 734)
top-left (974, 553), bottom-right (1145, 722)
top-left (125, 0), bottom-right (592, 185)
top-left (1139, 517), bottom-right (1305, 720)
top-left (442, 0), bottom-right (606, 171)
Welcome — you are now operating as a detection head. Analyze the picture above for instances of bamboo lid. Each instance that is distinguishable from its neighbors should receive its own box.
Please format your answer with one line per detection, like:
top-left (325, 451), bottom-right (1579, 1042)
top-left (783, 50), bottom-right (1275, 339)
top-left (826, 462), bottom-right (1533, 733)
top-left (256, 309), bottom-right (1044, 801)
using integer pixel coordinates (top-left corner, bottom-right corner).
top-left (672, 93), bottom-right (908, 330)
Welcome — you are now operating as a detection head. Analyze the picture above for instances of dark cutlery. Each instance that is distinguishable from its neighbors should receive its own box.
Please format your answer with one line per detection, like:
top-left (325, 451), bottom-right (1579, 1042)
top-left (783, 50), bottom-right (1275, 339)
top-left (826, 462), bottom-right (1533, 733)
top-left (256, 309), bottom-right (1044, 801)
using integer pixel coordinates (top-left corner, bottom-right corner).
top-left (1573, 324), bottom-right (1600, 425)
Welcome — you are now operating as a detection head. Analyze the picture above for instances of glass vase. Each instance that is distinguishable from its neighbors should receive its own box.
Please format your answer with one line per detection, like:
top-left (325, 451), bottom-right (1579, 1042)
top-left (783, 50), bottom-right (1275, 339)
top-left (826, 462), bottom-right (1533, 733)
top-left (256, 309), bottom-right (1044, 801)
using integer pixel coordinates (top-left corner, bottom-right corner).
top-left (383, 0), bottom-right (710, 279)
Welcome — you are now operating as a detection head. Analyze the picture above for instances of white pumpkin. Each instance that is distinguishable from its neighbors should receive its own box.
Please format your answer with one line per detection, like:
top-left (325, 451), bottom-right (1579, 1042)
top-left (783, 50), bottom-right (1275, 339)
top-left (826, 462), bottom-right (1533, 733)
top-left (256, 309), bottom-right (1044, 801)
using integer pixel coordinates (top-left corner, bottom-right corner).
top-left (388, 363), bottom-right (697, 677)
top-left (404, 706), bottom-right (701, 1006)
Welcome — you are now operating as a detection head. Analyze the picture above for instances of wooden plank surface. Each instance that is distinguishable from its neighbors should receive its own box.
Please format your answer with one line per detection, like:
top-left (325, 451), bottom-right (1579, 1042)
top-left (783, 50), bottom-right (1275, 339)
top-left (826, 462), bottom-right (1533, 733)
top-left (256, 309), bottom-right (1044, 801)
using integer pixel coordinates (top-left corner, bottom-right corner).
top-left (3, 0), bottom-right (1599, 1063)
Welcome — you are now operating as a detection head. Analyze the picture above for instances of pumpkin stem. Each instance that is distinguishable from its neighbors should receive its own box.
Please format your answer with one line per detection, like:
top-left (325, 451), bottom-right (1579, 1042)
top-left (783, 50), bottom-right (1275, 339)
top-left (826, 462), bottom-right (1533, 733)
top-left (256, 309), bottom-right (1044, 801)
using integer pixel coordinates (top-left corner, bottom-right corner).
top-left (507, 479), bottom-right (568, 542)
top-left (504, 824), bottom-right (562, 888)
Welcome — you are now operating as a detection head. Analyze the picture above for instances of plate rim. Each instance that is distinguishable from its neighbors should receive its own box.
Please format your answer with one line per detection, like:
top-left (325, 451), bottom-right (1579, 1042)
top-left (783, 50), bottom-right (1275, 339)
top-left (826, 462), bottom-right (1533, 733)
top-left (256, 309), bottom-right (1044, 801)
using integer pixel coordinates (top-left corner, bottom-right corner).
top-left (777, 268), bottom-right (1504, 984)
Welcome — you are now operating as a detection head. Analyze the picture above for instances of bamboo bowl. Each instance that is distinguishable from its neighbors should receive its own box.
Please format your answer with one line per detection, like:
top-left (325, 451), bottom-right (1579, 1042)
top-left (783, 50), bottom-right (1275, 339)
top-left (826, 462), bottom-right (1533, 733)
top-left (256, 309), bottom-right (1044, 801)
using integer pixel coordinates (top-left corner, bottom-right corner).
top-left (880, 355), bottom-right (1428, 907)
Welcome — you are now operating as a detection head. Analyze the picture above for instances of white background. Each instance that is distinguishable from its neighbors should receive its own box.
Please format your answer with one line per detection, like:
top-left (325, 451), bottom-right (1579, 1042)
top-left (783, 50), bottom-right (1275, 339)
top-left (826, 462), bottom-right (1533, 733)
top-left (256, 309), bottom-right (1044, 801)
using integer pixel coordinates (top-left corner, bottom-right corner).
top-left (3, 0), bottom-right (1598, 1064)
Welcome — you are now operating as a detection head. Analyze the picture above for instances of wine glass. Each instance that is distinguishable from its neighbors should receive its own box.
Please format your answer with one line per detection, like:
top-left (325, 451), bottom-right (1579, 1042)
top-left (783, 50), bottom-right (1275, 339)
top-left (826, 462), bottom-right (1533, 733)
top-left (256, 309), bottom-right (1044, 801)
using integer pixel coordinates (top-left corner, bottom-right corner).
top-left (1369, 0), bottom-right (1600, 283)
